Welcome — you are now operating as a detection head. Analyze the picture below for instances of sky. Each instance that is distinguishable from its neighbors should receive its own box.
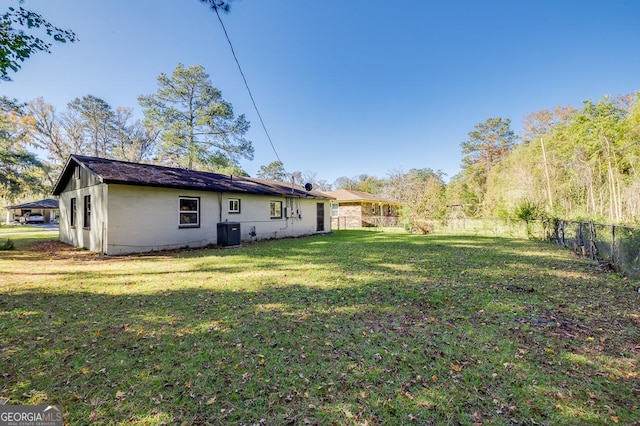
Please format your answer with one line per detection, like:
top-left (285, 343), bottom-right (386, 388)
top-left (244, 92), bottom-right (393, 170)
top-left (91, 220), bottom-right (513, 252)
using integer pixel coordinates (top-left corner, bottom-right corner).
top-left (4, 0), bottom-right (640, 184)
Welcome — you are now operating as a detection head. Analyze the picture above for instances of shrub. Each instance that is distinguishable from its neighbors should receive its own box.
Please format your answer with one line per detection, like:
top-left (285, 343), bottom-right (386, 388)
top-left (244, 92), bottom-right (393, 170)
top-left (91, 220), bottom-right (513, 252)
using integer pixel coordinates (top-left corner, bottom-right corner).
top-left (0, 238), bottom-right (15, 250)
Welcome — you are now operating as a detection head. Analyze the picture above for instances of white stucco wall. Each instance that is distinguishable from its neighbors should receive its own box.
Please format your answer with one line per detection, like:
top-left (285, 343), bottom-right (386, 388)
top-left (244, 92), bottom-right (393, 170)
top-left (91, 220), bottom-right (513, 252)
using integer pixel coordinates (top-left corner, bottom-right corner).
top-left (104, 185), bottom-right (221, 255)
top-left (58, 182), bottom-right (105, 253)
top-left (218, 194), bottom-right (329, 240)
top-left (59, 182), bottom-right (331, 255)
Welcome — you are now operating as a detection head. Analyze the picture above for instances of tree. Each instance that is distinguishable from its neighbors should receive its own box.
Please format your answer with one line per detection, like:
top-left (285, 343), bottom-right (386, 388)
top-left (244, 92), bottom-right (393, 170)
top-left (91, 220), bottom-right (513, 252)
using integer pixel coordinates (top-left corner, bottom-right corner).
top-left (29, 96), bottom-right (158, 168)
top-left (296, 170), bottom-right (332, 191)
top-left (0, 96), bottom-right (43, 201)
top-left (198, 0), bottom-right (235, 12)
top-left (476, 93), bottom-right (640, 224)
top-left (139, 63), bottom-right (253, 171)
top-left (28, 98), bottom-right (75, 167)
top-left (522, 106), bottom-right (575, 144)
top-left (333, 176), bottom-right (358, 190)
top-left (111, 107), bottom-right (158, 163)
top-left (383, 168), bottom-right (446, 233)
top-left (257, 160), bottom-right (286, 181)
top-left (461, 117), bottom-right (517, 177)
top-left (562, 97), bottom-right (627, 222)
top-left (67, 95), bottom-right (115, 158)
top-left (1, 1), bottom-right (78, 81)
top-left (460, 117), bottom-right (517, 211)
top-left (333, 174), bottom-right (384, 193)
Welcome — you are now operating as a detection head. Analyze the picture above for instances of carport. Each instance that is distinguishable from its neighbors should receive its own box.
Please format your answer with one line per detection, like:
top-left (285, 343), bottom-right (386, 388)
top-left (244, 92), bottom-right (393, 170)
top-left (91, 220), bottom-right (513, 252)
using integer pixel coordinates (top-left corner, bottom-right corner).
top-left (5, 198), bottom-right (59, 224)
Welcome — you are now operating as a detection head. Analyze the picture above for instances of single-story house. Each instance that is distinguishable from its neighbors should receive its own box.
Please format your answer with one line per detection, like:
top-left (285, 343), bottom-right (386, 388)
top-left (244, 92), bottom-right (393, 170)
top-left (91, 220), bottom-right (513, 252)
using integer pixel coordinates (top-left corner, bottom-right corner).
top-left (5, 198), bottom-right (59, 224)
top-left (323, 189), bottom-right (401, 229)
top-left (51, 155), bottom-right (333, 255)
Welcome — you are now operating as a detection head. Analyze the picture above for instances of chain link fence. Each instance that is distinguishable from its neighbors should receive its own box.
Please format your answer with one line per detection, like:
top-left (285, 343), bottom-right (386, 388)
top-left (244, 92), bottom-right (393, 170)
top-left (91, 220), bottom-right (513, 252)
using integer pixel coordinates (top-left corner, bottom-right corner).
top-left (426, 218), bottom-right (640, 279)
top-left (554, 220), bottom-right (640, 278)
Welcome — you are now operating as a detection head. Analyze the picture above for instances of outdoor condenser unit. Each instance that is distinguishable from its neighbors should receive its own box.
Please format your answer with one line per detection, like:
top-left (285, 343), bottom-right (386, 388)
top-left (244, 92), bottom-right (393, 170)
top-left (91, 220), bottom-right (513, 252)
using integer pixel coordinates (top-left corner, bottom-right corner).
top-left (217, 222), bottom-right (241, 246)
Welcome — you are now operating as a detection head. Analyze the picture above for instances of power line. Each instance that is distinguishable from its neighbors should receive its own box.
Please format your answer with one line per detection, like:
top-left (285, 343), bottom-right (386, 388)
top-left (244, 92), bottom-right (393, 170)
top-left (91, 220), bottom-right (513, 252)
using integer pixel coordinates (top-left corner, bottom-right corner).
top-left (213, 7), bottom-right (284, 169)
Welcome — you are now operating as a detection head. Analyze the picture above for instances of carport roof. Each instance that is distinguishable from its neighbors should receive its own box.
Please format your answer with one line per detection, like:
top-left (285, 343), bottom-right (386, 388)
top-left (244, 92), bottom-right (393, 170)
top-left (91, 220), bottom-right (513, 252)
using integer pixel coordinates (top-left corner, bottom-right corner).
top-left (7, 198), bottom-right (59, 210)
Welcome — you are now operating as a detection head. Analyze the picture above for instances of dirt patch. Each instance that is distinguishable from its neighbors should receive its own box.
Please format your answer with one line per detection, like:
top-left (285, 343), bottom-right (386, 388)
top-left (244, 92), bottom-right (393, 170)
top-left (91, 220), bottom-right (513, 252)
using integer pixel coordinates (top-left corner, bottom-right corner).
top-left (25, 240), bottom-right (100, 260)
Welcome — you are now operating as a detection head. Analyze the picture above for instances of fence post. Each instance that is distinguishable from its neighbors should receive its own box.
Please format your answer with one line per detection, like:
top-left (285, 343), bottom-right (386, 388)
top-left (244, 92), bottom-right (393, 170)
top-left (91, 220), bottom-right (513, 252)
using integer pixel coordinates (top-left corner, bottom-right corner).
top-left (589, 221), bottom-right (597, 261)
top-left (578, 222), bottom-right (583, 255)
top-left (611, 225), bottom-right (615, 264)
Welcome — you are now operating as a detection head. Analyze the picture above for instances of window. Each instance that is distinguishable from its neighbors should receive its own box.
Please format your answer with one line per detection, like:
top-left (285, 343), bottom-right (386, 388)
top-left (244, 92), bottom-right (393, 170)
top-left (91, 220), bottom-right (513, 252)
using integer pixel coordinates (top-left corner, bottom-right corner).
top-left (70, 198), bottom-right (77, 227)
top-left (270, 201), bottom-right (282, 219)
top-left (331, 204), bottom-right (339, 217)
top-left (75, 166), bottom-right (80, 180)
top-left (83, 195), bottom-right (91, 229)
top-left (179, 197), bottom-right (200, 227)
top-left (228, 198), bottom-right (240, 214)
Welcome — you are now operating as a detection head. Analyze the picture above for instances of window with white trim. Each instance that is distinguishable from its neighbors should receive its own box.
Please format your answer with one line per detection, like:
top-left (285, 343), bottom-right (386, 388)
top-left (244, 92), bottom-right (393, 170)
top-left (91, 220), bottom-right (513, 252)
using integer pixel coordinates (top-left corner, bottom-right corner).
top-left (331, 204), bottom-right (339, 217)
top-left (179, 197), bottom-right (200, 228)
top-left (228, 198), bottom-right (240, 214)
top-left (270, 201), bottom-right (282, 219)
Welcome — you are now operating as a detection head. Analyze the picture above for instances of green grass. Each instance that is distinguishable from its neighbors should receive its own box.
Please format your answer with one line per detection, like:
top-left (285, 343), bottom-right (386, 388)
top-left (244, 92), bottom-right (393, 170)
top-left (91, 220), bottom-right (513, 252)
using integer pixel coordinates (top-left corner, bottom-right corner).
top-left (0, 227), bottom-right (60, 250)
top-left (1, 230), bottom-right (638, 425)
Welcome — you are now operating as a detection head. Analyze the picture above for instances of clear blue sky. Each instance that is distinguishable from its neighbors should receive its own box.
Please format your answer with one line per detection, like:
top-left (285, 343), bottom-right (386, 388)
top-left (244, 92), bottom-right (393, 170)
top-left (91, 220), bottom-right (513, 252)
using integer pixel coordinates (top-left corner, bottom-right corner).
top-left (4, 0), bottom-right (640, 183)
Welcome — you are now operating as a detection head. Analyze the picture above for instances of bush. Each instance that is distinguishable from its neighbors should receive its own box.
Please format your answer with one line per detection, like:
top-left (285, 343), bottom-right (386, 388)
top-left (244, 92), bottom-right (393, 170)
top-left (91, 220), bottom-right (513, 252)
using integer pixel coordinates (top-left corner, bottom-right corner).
top-left (410, 219), bottom-right (433, 234)
top-left (0, 238), bottom-right (15, 250)
top-left (514, 200), bottom-right (540, 222)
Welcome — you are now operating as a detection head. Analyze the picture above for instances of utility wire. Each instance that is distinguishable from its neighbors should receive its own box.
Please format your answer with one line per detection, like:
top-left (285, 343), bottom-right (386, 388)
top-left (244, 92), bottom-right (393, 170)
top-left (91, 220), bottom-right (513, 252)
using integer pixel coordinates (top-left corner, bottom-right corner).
top-left (213, 7), bottom-right (284, 169)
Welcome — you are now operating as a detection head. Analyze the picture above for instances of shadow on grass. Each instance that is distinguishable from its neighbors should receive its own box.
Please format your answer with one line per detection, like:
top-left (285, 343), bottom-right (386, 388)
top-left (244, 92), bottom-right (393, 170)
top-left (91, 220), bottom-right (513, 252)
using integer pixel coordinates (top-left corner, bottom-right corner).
top-left (1, 230), bottom-right (638, 425)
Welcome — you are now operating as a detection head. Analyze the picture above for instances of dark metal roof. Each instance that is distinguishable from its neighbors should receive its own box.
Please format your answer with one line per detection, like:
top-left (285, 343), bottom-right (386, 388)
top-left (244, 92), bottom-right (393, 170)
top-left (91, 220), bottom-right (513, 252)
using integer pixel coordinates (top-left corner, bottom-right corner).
top-left (52, 155), bottom-right (332, 199)
top-left (6, 198), bottom-right (59, 210)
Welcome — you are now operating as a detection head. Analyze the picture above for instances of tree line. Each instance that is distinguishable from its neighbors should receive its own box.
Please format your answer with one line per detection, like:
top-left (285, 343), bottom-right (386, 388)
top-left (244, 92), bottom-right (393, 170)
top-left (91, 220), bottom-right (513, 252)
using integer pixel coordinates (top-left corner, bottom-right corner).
top-left (4, 85), bottom-right (639, 228)
top-left (0, 63), bottom-right (257, 201)
top-left (309, 93), bottom-right (640, 228)
top-left (480, 94), bottom-right (640, 225)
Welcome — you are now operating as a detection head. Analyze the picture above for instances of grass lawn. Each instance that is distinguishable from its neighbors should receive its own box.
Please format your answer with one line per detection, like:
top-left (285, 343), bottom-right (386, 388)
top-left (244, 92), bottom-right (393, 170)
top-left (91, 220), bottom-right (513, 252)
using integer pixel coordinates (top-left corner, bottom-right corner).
top-left (0, 230), bottom-right (638, 425)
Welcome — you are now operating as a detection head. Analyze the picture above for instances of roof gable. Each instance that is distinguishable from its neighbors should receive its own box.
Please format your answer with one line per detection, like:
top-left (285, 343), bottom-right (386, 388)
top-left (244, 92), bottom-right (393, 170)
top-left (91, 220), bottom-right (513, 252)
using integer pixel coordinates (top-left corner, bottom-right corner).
top-left (52, 155), bottom-right (332, 199)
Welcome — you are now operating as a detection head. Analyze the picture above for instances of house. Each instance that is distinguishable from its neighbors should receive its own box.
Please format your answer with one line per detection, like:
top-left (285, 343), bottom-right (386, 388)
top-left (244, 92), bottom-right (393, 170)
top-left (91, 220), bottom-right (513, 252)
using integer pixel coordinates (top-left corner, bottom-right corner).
top-left (5, 198), bottom-right (59, 224)
top-left (323, 189), bottom-right (401, 229)
top-left (51, 155), bottom-right (333, 255)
